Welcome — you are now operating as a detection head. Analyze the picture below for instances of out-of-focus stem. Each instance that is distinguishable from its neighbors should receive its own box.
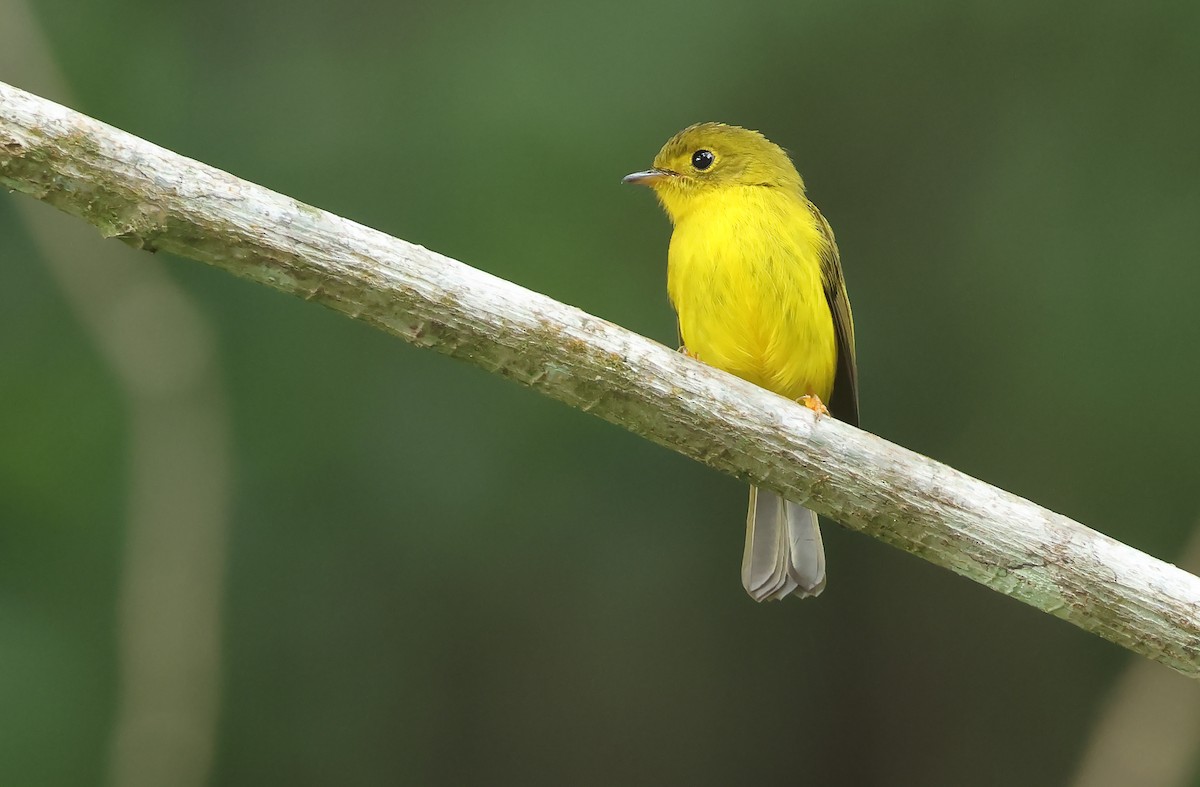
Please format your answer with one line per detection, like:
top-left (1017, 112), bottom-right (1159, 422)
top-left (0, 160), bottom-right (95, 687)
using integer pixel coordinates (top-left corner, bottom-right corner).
top-left (1071, 527), bottom-right (1200, 787)
top-left (0, 7), bottom-right (231, 786)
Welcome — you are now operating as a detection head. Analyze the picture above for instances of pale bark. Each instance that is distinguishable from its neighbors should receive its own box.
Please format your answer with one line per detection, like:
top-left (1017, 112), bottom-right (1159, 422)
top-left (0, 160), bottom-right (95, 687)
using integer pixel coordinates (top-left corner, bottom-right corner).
top-left (3, 79), bottom-right (1199, 677)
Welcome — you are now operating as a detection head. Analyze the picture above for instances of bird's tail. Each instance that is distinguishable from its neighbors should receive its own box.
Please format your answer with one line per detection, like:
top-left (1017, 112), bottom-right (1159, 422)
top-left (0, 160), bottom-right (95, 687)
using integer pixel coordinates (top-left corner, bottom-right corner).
top-left (741, 486), bottom-right (827, 602)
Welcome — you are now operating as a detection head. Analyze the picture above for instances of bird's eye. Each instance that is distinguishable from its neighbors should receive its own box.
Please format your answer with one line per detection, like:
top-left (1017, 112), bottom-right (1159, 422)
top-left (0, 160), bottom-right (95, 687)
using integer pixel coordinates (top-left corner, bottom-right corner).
top-left (691, 149), bottom-right (715, 171)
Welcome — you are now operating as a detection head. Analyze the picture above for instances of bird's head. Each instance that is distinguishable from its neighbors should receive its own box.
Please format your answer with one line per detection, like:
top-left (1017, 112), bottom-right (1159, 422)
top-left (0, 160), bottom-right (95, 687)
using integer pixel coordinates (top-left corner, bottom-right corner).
top-left (623, 122), bottom-right (804, 222)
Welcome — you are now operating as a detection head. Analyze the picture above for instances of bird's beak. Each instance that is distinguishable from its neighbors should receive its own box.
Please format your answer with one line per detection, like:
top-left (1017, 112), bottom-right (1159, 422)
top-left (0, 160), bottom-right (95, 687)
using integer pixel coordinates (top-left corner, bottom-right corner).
top-left (622, 168), bottom-right (674, 186)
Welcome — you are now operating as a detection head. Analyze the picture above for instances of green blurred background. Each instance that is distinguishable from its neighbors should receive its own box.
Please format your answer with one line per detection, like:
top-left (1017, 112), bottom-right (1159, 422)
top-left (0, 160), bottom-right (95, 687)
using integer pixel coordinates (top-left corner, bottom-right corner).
top-left (3, 0), bottom-right (1200, 785)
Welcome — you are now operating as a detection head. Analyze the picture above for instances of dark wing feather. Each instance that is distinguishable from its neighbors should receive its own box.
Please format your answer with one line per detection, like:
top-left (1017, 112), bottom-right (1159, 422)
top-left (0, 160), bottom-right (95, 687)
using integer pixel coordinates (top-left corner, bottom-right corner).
top-left (812, 204), bottom-right (859, 427)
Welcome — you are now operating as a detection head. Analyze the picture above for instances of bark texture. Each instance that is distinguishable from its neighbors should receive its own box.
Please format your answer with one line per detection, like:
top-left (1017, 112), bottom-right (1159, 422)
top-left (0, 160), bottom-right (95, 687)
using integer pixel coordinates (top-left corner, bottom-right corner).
top-left (3, 80), bottom-right (1199, 676)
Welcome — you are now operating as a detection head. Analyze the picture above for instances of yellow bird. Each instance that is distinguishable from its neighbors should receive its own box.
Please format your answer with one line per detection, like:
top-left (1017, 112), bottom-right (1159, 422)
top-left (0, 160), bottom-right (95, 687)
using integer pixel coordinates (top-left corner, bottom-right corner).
top-left (624, 122), bottom-right (859, 602)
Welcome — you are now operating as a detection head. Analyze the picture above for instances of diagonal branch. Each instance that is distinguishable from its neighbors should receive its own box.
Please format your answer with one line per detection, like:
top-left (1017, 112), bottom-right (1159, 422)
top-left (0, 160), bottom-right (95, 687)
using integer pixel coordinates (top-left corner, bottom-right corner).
top-left (3, 79), bottom-right (1199, 677)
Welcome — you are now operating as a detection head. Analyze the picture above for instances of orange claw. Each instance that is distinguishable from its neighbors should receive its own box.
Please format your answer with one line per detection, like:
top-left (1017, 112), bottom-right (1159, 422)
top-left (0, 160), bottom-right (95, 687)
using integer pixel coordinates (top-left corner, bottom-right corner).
top-left (798, 394), bottom-right (830, 417)
top-left (679, 345), bottom-right (700, 361)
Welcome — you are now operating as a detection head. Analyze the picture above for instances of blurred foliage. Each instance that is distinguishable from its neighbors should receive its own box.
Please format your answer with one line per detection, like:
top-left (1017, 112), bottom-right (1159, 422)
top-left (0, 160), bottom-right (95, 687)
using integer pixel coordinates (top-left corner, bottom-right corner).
top-left (3, 0), bottom-right (1200, 785)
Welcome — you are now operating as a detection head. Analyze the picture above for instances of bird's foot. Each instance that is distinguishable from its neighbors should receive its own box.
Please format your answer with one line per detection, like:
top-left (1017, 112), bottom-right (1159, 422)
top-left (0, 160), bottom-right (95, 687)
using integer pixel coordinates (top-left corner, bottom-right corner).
top-left (798, 394), bottom-right (830, 418)
top-left (678, 345), bottom-right (700, 361)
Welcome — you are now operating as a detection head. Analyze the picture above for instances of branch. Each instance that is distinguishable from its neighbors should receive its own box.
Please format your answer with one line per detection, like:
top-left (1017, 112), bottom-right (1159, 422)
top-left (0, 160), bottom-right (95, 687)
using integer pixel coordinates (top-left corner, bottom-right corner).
top-left (3, 79), bottom-right (1199, 677)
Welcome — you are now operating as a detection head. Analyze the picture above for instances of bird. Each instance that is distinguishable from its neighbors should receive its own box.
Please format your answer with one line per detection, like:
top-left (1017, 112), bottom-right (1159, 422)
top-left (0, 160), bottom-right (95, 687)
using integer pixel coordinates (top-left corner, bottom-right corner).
top-left (623, 122), bottom-right (858, 602)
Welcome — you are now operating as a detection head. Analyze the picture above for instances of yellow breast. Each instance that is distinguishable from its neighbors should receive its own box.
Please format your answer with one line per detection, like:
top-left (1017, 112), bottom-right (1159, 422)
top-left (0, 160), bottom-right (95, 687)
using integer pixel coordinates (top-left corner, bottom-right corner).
top-left (666, 186), bottom-right (837, 402)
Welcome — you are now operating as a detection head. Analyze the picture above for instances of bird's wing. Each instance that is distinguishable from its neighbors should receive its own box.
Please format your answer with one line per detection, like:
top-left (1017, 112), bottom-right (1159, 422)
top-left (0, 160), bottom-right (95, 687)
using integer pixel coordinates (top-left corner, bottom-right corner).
top-left (812, 204), bottom-right (859, 427)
